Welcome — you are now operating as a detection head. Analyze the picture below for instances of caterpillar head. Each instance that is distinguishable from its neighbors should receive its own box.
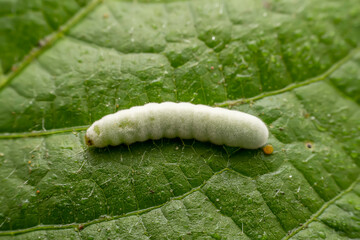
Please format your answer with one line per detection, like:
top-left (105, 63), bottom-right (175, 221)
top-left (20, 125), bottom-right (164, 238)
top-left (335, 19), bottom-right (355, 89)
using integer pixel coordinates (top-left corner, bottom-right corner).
top-left (85, 133), bottom-right (93, 146)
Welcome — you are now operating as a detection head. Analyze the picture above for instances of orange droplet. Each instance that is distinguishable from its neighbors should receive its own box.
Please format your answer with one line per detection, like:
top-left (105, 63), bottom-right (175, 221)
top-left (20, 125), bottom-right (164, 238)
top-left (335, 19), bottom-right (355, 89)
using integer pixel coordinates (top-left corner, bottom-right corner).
top-left (263, 145), bottom-right (273, 155)
top-left (36, 190), bottom-right (40, 194)
top-left (28, 160), bottom-right (31, 164)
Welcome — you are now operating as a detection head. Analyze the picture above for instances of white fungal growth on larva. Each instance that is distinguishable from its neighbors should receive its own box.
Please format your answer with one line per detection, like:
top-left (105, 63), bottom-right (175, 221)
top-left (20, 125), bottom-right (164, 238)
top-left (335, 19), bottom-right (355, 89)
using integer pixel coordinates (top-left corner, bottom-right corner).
top-left (85, 102), bottom-right (269, 149)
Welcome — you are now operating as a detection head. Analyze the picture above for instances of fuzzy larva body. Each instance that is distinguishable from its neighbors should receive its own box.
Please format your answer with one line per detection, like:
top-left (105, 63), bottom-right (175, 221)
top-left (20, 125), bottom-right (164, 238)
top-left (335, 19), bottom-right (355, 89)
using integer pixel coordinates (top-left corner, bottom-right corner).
top-left (85, 102), bottom-right (269, 149)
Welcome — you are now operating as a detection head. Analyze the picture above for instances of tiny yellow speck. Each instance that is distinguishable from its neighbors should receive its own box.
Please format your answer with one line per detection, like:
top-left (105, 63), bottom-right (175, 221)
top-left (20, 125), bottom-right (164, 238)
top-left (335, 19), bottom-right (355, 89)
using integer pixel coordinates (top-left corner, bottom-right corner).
top-left (263, 145), bottom-right (274, 155)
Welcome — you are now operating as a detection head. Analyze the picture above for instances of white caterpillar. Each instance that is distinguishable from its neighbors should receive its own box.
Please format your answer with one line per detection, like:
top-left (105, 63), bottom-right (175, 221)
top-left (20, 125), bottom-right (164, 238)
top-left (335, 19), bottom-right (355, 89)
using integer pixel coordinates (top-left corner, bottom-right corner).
top-left (85, 102), bottom-right (269, 149)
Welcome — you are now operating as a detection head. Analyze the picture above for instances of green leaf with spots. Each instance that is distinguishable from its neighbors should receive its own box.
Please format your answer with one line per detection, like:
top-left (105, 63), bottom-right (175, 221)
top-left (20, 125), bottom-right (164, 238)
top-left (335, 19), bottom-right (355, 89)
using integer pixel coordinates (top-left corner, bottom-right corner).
top-left (0, 0), bottom-right (93, 76)
top-left (0, 0), bottom-right (360, 239)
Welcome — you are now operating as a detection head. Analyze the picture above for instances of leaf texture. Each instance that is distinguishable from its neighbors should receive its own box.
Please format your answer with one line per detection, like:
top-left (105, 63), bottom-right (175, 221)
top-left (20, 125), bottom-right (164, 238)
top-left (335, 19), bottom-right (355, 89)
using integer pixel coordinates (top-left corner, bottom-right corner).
top-left (0, 0), bottom-right (359, 239)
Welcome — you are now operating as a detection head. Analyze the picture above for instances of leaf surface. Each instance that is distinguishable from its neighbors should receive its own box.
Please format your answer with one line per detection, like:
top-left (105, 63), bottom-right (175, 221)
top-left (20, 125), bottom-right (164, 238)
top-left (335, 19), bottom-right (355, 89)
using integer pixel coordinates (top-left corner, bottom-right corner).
top-left (0, 0), bottom-right (359, 239)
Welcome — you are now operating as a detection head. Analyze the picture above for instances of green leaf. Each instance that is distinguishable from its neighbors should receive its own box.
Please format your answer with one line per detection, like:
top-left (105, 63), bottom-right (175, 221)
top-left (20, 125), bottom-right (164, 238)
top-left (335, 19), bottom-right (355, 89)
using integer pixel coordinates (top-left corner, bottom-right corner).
top-left (0, 0), bottom-right (359, 239)
top-left (0, 0), bottom-right (93, 75)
